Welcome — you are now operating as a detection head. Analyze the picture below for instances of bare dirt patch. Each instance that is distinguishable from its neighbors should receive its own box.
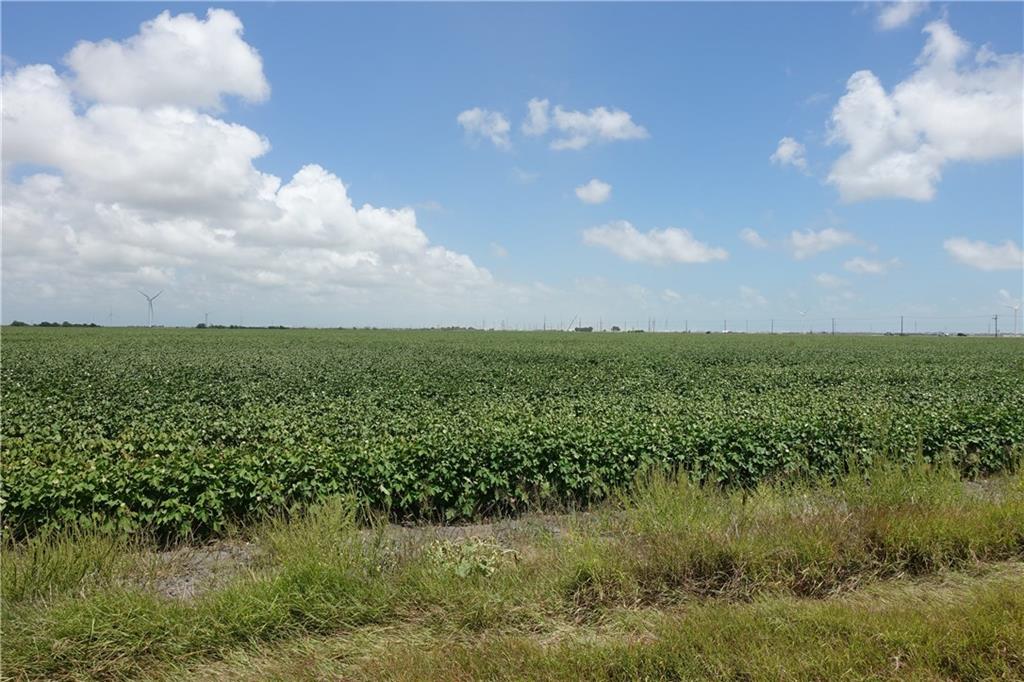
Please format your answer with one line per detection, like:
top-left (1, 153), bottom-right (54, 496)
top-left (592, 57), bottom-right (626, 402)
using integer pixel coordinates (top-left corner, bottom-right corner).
top-left (150, 539), bottom-right (260, 600)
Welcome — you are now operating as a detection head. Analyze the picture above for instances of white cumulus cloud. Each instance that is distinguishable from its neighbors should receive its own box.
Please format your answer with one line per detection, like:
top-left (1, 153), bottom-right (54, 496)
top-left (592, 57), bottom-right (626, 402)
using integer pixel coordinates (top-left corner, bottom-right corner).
top-left (456, 107), bottom-right (511, 149)
top-left (788, 228), bottom-right (857, 259)
top-left (843, 256), bottom-right (901, 274)
top-left (827, 19), bottom-right (1023, 202)
top-left (551, 104), bottom-right (648, 150)
top-left (943, 238), bottom-right (1023, 271)
top-left (66, 9), bottom-right (270, 110)
top-left (770, 137), bottom-right (807, 170)
top-left (582, 221), bottom-right (728, 265)
top-left (3, 64), bottom-right (275, 213)
top-left (522, 98), bottom-right (550, 136)
top-left (876, 2), bottom-right (929, 31)
top-left (999, 289), bottom-right (1022, 307)
top-left (520, 99), bottom-right (648, 150)
top-left (661, 288), bottom-right (682, 302)
top-left (739, 228), bottom-right (768, 249)
top-left (575, 178), bottom-right (612, 204)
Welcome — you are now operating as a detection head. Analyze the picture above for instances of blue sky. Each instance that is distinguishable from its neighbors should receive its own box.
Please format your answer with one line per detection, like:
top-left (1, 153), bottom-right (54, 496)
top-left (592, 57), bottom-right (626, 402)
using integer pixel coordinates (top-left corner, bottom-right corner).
top-left (2, 2), bottom-right (1022, 331)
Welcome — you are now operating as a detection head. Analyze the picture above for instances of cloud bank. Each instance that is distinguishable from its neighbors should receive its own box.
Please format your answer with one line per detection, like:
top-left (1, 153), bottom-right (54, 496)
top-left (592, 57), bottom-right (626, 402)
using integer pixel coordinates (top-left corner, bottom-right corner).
top-left (3, 9), bottom-right (495, 320)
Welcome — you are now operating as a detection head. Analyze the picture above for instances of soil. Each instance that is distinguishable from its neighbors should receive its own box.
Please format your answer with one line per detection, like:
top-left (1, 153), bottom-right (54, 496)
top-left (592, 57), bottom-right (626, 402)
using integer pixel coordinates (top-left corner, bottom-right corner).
top-left (152, 540), bottom-right (260, 600)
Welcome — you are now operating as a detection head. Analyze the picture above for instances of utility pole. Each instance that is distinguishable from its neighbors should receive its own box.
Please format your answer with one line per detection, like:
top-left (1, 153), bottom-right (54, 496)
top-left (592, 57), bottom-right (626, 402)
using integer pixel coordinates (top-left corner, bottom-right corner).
top-left (723, 319), bottom-right (728, 333)
top-left (685, 319), bottom-right (688, 333)
top-left (994, 314), bottom-right (999, 337)
top-left (900, 315), bottom-right (904, 336)
top-left (770, 319), bottom-right (774, 335)
top-left (831, 317), bottom-right (836, 336)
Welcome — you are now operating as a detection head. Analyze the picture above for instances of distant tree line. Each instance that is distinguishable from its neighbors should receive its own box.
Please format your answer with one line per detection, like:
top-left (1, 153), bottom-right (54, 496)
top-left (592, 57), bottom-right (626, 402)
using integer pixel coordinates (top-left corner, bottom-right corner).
top-left (9, 321), bottom-right (101, 327)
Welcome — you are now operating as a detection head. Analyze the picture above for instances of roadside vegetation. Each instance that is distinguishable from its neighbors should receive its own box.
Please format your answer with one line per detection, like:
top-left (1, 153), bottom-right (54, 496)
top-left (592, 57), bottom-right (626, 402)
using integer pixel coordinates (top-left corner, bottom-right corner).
top-left (3, 462), bottom-right (1022, 680)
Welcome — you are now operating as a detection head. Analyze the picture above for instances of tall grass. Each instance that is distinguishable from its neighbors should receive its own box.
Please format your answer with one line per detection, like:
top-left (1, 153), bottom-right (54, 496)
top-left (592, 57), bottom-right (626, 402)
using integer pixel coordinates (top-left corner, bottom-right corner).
top-left (1, 529), bottom-right (149, 603)
top-left (354, 568), bottom-right (1024, 681)
top-left (562, 460), bottom-right (1024, 607)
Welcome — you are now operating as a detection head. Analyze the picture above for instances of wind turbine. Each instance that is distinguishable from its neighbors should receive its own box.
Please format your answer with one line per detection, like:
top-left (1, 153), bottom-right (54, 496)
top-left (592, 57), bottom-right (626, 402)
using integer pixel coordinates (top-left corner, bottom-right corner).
top-left (1006, 303), bottom-right (1022, 336)
top-left (138, 290), bottom-right (162, 327)
top-left (798, 310), bottom-right (809, 334)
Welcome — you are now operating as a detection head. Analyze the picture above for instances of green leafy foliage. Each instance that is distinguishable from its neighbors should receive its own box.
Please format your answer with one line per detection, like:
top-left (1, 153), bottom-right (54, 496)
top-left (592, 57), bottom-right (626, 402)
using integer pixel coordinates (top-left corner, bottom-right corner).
top-left (2, 327), bottom-right (1022, 538)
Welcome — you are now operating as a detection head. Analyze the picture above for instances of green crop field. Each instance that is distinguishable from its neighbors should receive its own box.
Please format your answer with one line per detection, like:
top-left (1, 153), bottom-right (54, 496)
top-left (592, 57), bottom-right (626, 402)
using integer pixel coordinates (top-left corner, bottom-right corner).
top-left (3, 327), bottom-right (1022, 538)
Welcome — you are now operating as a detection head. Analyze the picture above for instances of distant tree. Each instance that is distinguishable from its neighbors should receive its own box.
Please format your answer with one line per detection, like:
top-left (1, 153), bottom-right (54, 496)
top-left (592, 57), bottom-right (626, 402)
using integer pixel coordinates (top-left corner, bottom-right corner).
top-left (33, 320), bottom-right (101, 327)
top-left (10, 320), bottom-right (28, 326)
top-left (196, 323), bottom-right (207, 329)
top-left (610, 325), bottom-right (621, 332)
